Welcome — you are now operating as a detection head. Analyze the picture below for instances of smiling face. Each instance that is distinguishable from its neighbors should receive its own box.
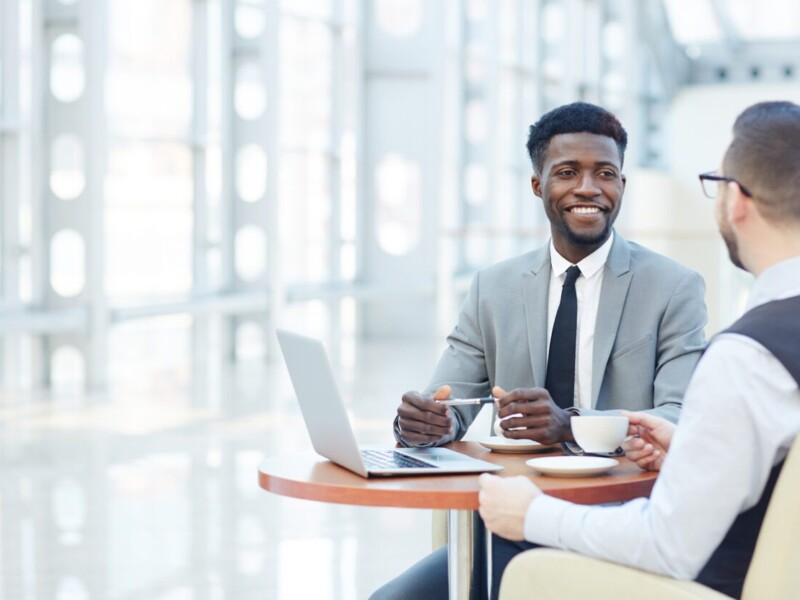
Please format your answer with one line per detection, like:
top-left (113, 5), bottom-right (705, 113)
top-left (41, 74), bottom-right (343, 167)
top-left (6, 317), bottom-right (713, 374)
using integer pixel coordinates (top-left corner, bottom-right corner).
top-left (532, 132), bottom-right (626, 263)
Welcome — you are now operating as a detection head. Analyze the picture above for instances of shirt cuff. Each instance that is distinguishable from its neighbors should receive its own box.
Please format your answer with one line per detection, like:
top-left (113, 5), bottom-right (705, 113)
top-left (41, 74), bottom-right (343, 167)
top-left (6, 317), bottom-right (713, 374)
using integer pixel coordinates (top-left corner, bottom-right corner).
top-left (524, 493), bottom-right (590, 548)
top-left (393, 416), bottom-right (411, 447)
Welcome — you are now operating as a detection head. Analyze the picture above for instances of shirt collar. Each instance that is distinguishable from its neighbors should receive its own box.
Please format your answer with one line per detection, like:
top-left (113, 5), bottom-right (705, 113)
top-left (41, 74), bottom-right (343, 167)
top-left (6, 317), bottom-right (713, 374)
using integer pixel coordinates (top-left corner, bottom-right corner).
top-left (745, 255), bottom-right (800, 311)
top-left (549, 231), bottom-right (614, 279)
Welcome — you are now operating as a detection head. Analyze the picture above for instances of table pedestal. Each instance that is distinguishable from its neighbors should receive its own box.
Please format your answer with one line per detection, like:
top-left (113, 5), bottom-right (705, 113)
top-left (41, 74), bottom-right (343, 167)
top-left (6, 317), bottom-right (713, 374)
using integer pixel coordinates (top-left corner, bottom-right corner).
top-left (448, 509), bottom-right (493, 600)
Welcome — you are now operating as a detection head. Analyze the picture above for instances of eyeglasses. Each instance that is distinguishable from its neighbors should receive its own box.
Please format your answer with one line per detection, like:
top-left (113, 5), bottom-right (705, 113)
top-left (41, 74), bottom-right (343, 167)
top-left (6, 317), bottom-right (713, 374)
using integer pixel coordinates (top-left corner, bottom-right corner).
top-left (698, 172), bottom-right (753, 199)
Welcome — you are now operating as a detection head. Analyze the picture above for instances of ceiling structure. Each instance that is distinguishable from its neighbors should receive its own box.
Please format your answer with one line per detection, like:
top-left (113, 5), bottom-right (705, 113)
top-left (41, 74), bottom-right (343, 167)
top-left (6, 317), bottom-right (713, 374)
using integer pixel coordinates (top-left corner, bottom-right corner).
top-left (663, 0), bottom-right (800, 84)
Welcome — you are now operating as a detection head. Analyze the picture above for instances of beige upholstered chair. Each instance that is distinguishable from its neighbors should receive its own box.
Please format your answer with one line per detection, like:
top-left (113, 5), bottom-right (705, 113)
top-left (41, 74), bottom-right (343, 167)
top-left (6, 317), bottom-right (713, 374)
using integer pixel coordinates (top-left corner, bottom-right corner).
top-left (499, 437), bottom-right (800, 600)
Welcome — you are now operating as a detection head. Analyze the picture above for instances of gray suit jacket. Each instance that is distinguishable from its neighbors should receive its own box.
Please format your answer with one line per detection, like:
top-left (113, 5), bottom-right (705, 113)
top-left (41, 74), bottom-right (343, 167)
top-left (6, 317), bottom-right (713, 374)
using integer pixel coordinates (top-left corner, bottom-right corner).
top-left (426, 233), bottom-right (708, 439)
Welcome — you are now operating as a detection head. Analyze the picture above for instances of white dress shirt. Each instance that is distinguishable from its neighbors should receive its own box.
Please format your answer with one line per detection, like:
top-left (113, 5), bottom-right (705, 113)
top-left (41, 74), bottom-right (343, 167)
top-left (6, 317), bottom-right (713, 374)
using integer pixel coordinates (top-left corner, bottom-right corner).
top-left (524, 255), bottom-right (800, 580)
top-left (548, 232), bottom-right (614, 410)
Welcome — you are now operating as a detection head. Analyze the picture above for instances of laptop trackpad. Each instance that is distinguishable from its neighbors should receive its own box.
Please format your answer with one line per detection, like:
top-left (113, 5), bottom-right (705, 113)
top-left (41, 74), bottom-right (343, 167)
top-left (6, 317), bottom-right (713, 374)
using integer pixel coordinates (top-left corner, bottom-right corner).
top-left (406, 448), bottom-right (471, 463)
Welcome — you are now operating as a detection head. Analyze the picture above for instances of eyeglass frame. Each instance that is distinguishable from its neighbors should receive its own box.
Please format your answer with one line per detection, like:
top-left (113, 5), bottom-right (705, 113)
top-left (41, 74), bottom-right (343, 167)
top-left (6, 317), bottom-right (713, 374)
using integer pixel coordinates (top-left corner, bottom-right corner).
top-left (698, 171), bottom-right (753, 199)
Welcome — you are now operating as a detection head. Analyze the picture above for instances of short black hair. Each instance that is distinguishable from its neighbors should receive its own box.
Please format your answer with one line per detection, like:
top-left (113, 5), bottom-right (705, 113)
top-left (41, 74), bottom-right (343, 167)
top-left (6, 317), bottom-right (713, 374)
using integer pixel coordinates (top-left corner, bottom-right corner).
top-left (723, 101), bottom-right (800, 223)
top-left (526, 102), bottom-right (628, 175)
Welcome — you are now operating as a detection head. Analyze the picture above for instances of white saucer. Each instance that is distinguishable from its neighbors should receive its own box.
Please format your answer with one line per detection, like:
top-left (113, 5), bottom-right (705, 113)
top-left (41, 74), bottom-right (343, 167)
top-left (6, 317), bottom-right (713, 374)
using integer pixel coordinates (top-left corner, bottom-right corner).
top-left (526, 456), bottom-right (619, 477)
top-left (477, 435), bottom-right (558, 454)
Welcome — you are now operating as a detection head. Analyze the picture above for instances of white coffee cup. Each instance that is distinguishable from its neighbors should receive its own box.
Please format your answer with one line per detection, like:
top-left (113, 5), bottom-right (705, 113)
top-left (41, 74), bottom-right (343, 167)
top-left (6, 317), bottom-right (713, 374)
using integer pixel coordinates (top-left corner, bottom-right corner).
top-left (494, 413), bottom-right (525, 437)
top-left (570, 415), bottom-right (629, 453)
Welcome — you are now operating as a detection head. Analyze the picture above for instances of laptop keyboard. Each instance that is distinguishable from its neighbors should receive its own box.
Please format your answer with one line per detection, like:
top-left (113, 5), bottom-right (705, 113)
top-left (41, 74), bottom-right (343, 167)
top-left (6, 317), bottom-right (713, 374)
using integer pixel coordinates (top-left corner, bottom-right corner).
top-left (361, 449), bottom-right (435, 470)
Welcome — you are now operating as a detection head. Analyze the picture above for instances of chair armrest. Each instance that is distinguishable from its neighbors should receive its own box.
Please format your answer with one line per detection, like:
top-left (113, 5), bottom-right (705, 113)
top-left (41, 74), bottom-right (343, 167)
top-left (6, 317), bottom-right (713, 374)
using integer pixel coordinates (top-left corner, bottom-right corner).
top-left (499, 548), bottom-right (731, 600)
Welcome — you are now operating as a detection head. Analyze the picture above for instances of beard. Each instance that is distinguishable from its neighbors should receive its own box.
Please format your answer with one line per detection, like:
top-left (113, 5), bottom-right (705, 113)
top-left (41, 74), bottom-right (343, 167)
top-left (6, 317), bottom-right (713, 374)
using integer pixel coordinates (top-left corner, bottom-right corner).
top-left (550, 209), bottom-right (616, 247)
top-left (720, 225), bottom-right (745, 270)
top-left (716, 194), bottom-right (745, 270)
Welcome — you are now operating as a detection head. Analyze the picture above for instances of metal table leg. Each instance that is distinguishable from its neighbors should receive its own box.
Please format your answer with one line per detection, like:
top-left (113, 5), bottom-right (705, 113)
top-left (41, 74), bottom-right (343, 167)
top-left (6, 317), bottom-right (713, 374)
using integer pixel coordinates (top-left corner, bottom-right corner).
top-left (447, 509), bottom-right (494, 600)
top-left (447, 509), bottom-right (474, 600)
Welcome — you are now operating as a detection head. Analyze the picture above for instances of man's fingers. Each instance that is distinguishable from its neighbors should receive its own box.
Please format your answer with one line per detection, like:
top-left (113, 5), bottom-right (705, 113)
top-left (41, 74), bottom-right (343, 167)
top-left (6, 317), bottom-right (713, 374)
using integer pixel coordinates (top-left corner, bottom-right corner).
top-left (498, 413), bottom-right (553, 432)
top-left (401, 391), bottom-right (450, 417)
top-left (628, 451), bottom-right (651, 464)
top-left (623, 437), bottom-right (645, 453)
top-left (626, 423), bottom-right (640, 437)
top-left (397, 393), bottom-right (455, 440)
top-left (398, 403), bottom-right (452, 428)
top-left (432, 385), bottom-right (452, 401)
top-left (495, 387), bottom-right (550, 410)
top-left (634, 450), bottom-right (661, 471)
top-left (478, 472), bottom-right (497, 488)
top-left (502, 427), bottom-right (559, 445)
top-left (627, 444), bottom-right (663, 470)
top-left (624, 410), bottom-right (665, 431)
top-left (398, 415), bottom-right (452, 436)
top-left (398, 423), bottom-right (453, 445)
top-left (396, 388), bottom-right (457, 446)
top-left (498, 422), bottom-right (559, 444)
top-left (497, 399), bottom-right (543, 419)
top-left (641, 450), bottom-right (659, 465)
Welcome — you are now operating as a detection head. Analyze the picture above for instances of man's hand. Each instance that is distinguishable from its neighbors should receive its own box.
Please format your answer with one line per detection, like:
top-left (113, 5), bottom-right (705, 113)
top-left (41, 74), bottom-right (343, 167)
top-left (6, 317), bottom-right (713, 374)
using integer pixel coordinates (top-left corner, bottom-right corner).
top-left (493, 386), bottom-right (573, 444)
top-left (478, 474), bottom-right (541, 541)
top-left (396, 385), bottom-right (455, 447)
top-left (621, 410), bottom-right (676, 472)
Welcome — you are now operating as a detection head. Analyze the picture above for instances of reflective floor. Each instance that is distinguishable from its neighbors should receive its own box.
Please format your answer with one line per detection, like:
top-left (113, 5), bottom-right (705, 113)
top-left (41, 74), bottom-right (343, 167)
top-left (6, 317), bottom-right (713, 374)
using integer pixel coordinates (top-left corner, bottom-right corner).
top-left (0, 335), bottom-right (480, 600)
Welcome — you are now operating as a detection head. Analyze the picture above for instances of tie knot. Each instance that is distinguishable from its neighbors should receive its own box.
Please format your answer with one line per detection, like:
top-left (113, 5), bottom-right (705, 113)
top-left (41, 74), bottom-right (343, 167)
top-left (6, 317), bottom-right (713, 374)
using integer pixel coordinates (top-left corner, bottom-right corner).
top-left (563, 265), bottom-right (581, 287)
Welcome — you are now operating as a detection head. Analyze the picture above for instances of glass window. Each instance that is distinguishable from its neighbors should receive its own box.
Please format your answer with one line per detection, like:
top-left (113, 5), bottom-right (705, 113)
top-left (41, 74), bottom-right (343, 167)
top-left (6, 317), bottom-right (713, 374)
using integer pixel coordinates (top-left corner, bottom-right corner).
top-left (280, 0), bottom-right (332, 20)
top-left (280, 17), bottom-right (333, 150)
top-left (105, 142), bottom-right (193, 300)
top-left (375, 153), bottom-right (422, 256)
top-left (236, 144), bottom-right (268, 203)
top-left (50, 229), bottom-right (86, 297)
top-left (51, 346), bottom-right (86, 389)
top-left (235, 0), bottom-right (265, 39)
top-left (106, 0), bottom-right (192, 139)
top-left (235, 225), bottom-right (267, 282)
top-left (50, 34), bottom-right (85, 102)
top-left (50, 134), bottom-right (86, 200)
top-left (234, 61), bottom-right (266, 121)
top-left (279, 153), bottom-right (333, 283)
top-left (279, 11), bottom-right (344, 288)
top-left (105, 0), bottom-right (193, 302)
top-left (374, 0), bottom-right (423, 37)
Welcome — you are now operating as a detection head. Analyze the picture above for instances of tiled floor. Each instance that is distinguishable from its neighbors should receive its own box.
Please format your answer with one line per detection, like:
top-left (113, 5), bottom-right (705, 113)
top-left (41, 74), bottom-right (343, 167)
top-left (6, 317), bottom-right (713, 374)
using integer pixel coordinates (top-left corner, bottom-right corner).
top-left (0, 336), bottom-right (487, 600)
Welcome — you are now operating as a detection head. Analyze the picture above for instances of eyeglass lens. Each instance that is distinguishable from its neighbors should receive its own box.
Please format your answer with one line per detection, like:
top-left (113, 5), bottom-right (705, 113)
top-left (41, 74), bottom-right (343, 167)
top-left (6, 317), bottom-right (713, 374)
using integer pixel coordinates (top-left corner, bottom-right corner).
top-left (701, 177), bottom-right (720, 198)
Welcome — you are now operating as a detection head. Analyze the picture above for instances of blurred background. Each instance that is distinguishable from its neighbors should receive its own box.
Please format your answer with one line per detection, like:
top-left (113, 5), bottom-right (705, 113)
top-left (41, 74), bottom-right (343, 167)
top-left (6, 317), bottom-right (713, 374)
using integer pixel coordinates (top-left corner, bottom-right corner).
top-left (1, 0), bottom-right (799, 598)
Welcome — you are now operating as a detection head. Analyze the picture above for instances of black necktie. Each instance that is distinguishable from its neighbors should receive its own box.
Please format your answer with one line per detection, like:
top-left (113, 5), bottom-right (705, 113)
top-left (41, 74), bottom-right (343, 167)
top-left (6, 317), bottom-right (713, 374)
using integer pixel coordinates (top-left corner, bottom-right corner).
top-left (545, 265), bottom-right (581, 409)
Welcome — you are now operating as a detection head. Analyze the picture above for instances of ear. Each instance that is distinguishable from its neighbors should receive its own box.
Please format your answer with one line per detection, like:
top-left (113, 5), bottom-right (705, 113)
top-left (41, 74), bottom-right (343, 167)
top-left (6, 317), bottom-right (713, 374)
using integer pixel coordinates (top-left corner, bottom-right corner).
top-left (531, 175), bottom-right (543, 198)
top-left (727, 183), bottom-right (751, 225)
top-left (621, 173), bottom-right (627, 192)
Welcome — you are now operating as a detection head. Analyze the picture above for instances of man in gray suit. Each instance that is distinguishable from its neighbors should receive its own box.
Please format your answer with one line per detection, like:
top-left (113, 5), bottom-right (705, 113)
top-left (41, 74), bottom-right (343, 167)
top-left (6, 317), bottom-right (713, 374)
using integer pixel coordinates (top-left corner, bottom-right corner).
top-left (371, 102), bottom-right (707, 599)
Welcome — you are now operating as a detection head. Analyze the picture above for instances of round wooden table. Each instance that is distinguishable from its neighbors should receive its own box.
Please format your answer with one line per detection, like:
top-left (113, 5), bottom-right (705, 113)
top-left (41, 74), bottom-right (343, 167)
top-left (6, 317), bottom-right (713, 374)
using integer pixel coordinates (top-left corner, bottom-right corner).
top-left (259, 441), bottom-right (658, 600)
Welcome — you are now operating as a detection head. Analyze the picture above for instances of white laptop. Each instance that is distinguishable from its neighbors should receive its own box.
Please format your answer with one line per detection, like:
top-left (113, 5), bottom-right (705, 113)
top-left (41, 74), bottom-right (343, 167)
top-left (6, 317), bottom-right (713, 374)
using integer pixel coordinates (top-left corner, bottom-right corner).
top-left (276, 329), bottom-right (503, 477)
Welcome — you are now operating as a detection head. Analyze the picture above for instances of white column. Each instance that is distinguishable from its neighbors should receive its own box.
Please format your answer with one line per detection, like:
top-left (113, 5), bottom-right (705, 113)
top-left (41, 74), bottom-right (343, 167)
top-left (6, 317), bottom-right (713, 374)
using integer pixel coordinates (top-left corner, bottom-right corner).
top-left (0, 0), bottom-right (21, 387)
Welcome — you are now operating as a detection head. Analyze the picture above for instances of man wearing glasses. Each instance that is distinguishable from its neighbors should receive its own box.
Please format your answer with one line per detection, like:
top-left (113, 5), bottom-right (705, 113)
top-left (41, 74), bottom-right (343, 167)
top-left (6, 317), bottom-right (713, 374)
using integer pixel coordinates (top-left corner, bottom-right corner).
top-left (479, 101), bottom-right (800, 599)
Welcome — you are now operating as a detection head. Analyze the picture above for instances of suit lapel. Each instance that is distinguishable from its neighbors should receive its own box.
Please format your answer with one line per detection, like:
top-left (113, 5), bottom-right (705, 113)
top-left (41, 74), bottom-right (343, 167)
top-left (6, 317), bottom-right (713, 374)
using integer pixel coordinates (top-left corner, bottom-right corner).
top-left (591, 234), bottom-right (633, 405)
top-left (523, 246), bottom-right (552, 388)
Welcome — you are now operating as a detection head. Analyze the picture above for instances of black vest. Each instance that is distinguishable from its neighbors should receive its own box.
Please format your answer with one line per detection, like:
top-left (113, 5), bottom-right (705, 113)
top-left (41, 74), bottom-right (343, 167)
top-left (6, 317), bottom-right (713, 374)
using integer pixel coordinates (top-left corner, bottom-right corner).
top-left (696, 295), bottom-right (800, 599)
